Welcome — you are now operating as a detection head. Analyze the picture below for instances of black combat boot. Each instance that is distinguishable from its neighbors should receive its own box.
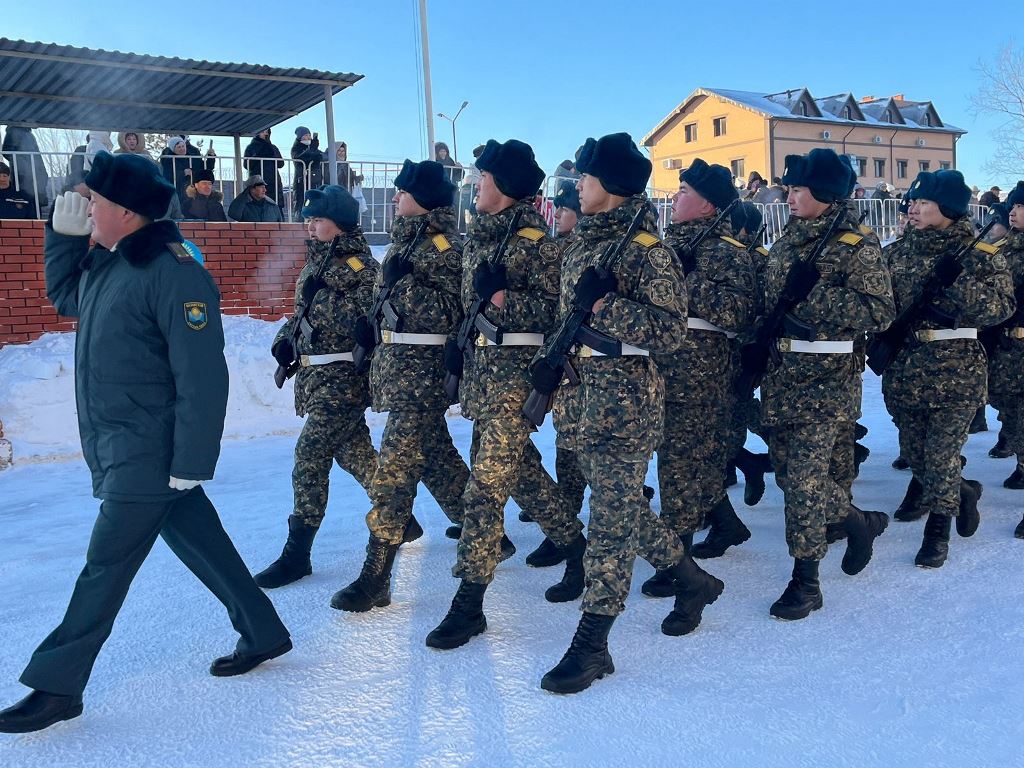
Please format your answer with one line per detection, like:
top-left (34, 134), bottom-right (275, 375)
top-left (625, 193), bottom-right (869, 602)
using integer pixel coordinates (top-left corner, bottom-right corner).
top-left (915, 512), bottom-right (952, 568)
top-left (0, 690), bottom-right (84, 733)
top-left (642, 533), bottom-right (692, 598)
top-left (1004, 466), bottom-right (1024, 490)
top-left (661, 552), bottom-right (724, 636)
top-left (734, 447), bottom-right (768, 506)
top-left (853, 442), bottom-right (870, 477)
top-left (330, 535), bottom-right (399, 612)
top-left (540, 613), bottom-right (616, 694)
top-left (525, 536), bottom-right (565, 568)
top-left (691, 497), bottom-right (751, 559)
top-left (724, 462), bottom-right (738, 488)
top-left (841, 507), bottom-right (889, 575)
top-left (825, 522), bottom-right (847, 544)
top-left (989, 431), bottom-right (1012, 458)
top-left (769, 558), bottom-right (823, 620)
top-left (425, 580), bottom-right (488, 650)
top-left (544, 534), bottom-right (587, 603)
top-left (499, 534), bottom-right (516, 562)
top-left (892, 455), bottom-right (910, 470)
top-left (1015, 515), bottom-right (1024, 539)
top-left (254, 515), bottom-right (317, 589)
top-left (968, 406), bottom-right (988, 434)
top-left (402, 515), bottom-right (424, 544)
top-left (518, 509), bottom-right (534, 523)
top-left (956, 479), bottom-right (982, 537)
top-left (893, 476), bottom-right (925, 522)
top-left (445, 524), bottom-right (462, 539)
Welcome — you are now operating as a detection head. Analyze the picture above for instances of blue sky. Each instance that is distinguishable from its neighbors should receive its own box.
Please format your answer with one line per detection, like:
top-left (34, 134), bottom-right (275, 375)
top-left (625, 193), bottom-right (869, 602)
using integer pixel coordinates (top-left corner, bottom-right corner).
top-left (4, 0), bottom-right (1018, 189)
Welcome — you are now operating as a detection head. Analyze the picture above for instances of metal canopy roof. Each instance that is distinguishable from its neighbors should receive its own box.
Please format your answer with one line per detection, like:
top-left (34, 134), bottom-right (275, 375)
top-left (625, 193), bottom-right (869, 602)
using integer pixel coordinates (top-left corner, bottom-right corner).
top-left (0, 38), bottom-right (363, 137)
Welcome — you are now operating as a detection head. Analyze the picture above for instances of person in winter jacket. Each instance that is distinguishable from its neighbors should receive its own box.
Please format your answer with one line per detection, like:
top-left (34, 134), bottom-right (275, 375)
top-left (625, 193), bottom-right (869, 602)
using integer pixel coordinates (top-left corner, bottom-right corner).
top-left (290, 127), bottom-right (324, 220)
top-left (2, 126), bottom-right (50, 216)
top-left (228, 175), bottom-right (283, 223)
top-left (83, 131), bottom-right (114, 173)
top-left (160, 136), bottom-right (215, 209)
top-left (183, 169), bottom-right (227, 221)
top-left (114, 131), bottom-right (154, 161)
top-left (244, 128), bottom-right (284, 208)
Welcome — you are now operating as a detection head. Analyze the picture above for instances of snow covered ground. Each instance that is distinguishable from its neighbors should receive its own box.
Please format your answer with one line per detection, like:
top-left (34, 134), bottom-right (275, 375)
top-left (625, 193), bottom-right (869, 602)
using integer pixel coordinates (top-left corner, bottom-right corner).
top-left (1, 319), bottom-right (1023, 767)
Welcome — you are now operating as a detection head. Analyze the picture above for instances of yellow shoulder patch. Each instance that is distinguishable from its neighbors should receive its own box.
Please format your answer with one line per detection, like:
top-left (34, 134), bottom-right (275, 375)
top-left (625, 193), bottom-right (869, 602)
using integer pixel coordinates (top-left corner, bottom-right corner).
top-left (859, 224), bottom-right (873, 236)
top-left (992, 238), bottom-right (1008, 249)
top-left (517, 227), bottom-right (546, 242)
top-left (755, 246), bottom-right (770, 257)
top-left (719, 235), bottom-right (746, 249)
top-left (974, 241), bottom-right (999, 255)
top-left (431, 234), bottom-right (452, 253)
top-left (838, 232), bottom-right (863, 246)
top-left (633, 232), bottom-right (660, 248)
top-left (345, 256), bottom-right (365, 272)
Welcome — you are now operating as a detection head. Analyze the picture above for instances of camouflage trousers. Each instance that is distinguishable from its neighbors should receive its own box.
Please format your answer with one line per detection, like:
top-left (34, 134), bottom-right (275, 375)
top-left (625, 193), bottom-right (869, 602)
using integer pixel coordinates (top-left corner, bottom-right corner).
top-left (455, 415), bottom-right (583, 584)
top-left (578, 446), bottom-right (687, 617)
top-left (556, 446), bottom-right (587, 521)
top-left (891, 403), bottom-right (974, 518)
top-left (769, 420), bottom-right (852, 561)
top-left (365, 408), bottom-right (469, 544)
top-left (831, 423), bottom-right (856, 501)
top-left (996, 401), bottom-right (1024, 468)
top-left (657, 402), bottom-right (730, 535)
top-left (293, 406), bottom-right (377, 527)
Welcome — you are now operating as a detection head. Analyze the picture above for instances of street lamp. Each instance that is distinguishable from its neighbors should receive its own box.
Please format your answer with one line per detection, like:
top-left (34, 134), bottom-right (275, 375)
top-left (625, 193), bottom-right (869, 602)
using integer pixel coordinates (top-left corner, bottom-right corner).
top-left (437, 100), bottom-right (469, 163)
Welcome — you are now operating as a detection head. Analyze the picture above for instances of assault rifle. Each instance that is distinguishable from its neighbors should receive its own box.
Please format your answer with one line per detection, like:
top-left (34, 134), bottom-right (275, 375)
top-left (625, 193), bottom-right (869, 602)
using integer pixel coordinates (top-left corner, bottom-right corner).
top-left (747, 223), bottom-right (768, 254)
top-left (443, 208), bottom-right (524, 403)
top-left (521, 203), bottom-right (650, 426)
top-left (274, 236), bottom-right (340, 388)
top-left (675, 199), bottom-right (740, 273)
top-left (352, 219), bottom-right (428, 373)
top-left (866, 218), bottom-right (996, 375)
top-left (734, 207), bottom-right (847, 399)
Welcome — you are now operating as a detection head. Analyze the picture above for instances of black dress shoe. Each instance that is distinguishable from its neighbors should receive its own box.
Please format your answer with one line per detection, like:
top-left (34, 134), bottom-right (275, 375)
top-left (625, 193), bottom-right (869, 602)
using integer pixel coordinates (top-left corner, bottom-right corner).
top-left (210, 638), bottom-right (292, 677)
top-left (0, 690), bottom-right (83, 733)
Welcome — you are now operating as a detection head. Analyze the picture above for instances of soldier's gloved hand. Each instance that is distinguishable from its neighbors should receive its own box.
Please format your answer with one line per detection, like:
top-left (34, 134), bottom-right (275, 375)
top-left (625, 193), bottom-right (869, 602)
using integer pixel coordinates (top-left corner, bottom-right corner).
top-left (782, 261), bottom-right (821, 303)
top-left (300, 276), bottom-right (327, 306)
top-left (168, 476), bottom-right (201, 491)
top-left (678, 248), bottom-right (697, 275)
top-left (573, 266), bottom-right (617, 310)
top-left (921, 303), bottom-right (958, 329)
top-left (933, 255), bottom-right (963, 287)
top-left (444, 338), bottom-right (464, 377)
top-left (382, 255), bottom-right (414, 288)
top-left (272, 338), bottom-right (295, 367)
top-left (353, 316), bottom-right (376, 351)
top-left (51, 190), bottom-right (93, 237)
top-left (529, 359), bottom-right (563, 396)
top-left (473, 262), bottom-right (508, 302)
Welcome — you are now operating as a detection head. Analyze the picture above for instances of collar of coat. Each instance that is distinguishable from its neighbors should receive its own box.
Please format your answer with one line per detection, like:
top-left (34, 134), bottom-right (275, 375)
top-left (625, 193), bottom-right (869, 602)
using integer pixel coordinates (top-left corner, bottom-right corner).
top-left (114, 219), bottom-right (184, 266)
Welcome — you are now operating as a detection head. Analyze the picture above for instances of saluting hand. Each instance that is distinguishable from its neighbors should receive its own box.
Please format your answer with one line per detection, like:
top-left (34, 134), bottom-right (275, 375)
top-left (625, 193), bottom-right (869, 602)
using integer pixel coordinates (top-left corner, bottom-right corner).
top-left (51, 191), bottom-right (93, 237)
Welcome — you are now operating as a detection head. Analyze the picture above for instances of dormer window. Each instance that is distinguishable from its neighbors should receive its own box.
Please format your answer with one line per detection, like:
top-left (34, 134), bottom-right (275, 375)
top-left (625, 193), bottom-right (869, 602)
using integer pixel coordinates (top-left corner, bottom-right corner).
top-left (884, 109), bottom-right (893, 122)
top-left (843, 105), bottom-right (852, 119)
top-left (922, 113), bottom-right (930, 126)
top-left (798, 101), bottom-right (807, 116)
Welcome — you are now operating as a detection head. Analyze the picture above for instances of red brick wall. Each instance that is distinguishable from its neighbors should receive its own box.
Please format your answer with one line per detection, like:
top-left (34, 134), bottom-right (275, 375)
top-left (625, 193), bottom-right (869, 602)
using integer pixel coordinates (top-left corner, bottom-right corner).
top-left (0, 220), bottom-right (309, 346)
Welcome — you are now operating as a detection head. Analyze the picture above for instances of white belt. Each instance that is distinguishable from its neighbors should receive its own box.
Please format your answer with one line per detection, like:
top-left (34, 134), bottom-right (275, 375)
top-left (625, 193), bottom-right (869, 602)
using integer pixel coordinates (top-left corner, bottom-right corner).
top-left (687, 317), bottom-right (737, 339)
top-left (915, 328), bottom-right (978, 342)
top-left (381, 331), bottom-right (447, 345)
top-left (778, 338), bottom-right (854, 354)
top-left (579, 342), bottom-right (650, 358)
top-left (300, 352), bottom-right (354, 366)
top-left (476, 332), bottom-right (545, 347)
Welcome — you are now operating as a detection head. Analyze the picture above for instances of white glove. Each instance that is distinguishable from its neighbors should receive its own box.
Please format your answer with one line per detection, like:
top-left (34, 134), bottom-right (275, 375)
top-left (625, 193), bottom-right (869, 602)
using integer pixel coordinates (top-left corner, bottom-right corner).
top-left (52, 191), bottom-right (93, 237)
top-left (169, 476), bottom-right (202, 491)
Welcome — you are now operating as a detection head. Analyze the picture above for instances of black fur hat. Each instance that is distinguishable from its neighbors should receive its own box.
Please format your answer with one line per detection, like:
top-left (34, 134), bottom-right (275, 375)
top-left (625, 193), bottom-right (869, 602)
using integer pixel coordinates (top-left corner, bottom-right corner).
top-left (575, 132), bottom-right (651, 196)
top-left (680, 158), bottom-right (738, 211)
top-left (476, 139), bottom-right (545, 200)
top-left (302, 184), bottom-right (360, 230)
top-left (731, 200), bottom-right (763, 236)
top-left (781, 148), bottom-right (854, 204)
top-left (907, 169), bottom-right (971, 219)
top-left (1004, 180), bottom-right (1024, 209)
top-left (194, 169), bottom-right (215, 184)
top-left (84, 151), bottom-right (175, 220)
top-left (394, 159), bottom-right (456, 210)
top-left (553, 180), bottom-right (581, 214)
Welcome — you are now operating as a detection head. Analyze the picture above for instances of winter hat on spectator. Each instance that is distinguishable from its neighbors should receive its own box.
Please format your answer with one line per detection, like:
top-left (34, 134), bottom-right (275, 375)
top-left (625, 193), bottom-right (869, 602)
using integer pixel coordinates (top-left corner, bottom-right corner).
top-left (475, 139), bottom-right (544, 200)
top-left (394, 159), bottom-right (455, 210)
top-left (1005, 180), bottom-right (1024, 209)
top-left (84, 151), bottom-right (175, 220)
top-left (167, 136), bottom-right (186, 152)
top-left (575, 133), bottom-right (651, 196)
top-left (245, 175), bottom-right (267, 190)
top-left (302, 184), bottom-right (359, 230)
top-left (295, 126), bottom-right (311, 139)
top-left (194, 169), bottom-right (215, 184)
top-left (0, 161), bottom-right (10, 175)
top-left (781, 148), bottom-right (854, 204)
top-left (680, 158), bottom-right (738, 211)
top-left (907, 170), bottom-right (971, 219)
top-left (731, 201), bottom-right (763, 236)
top-left (553, 180), bottom-right (581, 214)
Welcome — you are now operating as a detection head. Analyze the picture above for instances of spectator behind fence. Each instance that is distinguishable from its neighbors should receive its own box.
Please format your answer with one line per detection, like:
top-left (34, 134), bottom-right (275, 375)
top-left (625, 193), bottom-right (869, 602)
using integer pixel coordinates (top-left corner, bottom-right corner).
top-left (244, 128), bottom-right (284, 208)
top-left (115, 132), bottom-right (154, 161)
top-left (2, 126), bottom-right (50, 216)
top-left (161, 136), bottom-right (215, 208)
top-left (434, 141), bottom-right (464, 184)
top-left (979, 186), bottom-right (1001, 208)
top-left (290, 127), bottom-right (324, 219)
top-left (229, 175), bottom-right (283, 223)
top-left (334, 142), bottom-right (363, 192)
top-left (66, 135), bottom-right (90, 195)
top-left (0, 161), bottom-right (33, 219)
top-left (84, 131), bottom-right (114, 173)
top-left (553, 158), bottom-right (580, 179)
top-left (871, 181), bottom-right (891, 201)
top-left (184, 169), bottom-right (227, 222)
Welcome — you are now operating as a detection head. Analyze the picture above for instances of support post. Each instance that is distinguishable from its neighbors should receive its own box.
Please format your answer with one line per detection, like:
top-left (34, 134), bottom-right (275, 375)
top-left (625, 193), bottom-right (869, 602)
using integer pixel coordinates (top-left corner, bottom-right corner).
top-left (419, 0), bottom-right (435, 159)
top-left (233, 133), bottom-right (243, 195)
top-left (324, 84), bottom-right (338, 185)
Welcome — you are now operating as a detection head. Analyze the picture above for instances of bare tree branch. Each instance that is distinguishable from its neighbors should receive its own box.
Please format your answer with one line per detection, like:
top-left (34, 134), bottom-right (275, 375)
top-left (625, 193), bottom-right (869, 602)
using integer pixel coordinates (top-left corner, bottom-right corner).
top-left (973, 42), bottom-right (1024, 178)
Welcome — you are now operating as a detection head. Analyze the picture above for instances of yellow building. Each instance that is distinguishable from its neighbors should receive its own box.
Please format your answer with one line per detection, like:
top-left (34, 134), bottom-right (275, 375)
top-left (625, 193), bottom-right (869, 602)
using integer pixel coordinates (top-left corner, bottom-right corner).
top-left (642, 87), bottom-right (966, 193)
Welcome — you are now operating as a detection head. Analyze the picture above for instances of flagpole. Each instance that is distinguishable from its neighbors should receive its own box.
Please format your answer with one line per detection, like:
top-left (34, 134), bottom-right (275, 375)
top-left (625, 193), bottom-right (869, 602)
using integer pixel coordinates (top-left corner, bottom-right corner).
top-left (418, 0), bottom-right (436, 160)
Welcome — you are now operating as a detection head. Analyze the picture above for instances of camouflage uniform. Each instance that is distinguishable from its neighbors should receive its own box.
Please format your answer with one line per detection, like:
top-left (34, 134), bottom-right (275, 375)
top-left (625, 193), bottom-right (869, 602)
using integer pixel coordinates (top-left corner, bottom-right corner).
top-left (546, 197), bottom-right (688, 617)
top-left (364, 207), bottom-right (470, 544)
top-left (274, 233), bottom-right (378, 528)
top-left (761, 203), bottom-right (895, 560)
top-left (659, 219), bottom-right (756, 533)
top-left (882, 218), bottom-right (1016, 517)
top-left (454, 201), bottom-right (583, 584)
top-left (985, 230), bottom-right (1024, 474)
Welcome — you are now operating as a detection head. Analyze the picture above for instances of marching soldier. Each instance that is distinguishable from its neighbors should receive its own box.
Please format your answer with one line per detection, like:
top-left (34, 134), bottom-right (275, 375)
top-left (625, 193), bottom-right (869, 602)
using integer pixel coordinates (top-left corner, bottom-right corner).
top-left (759, 148), bottom-right (894, 620)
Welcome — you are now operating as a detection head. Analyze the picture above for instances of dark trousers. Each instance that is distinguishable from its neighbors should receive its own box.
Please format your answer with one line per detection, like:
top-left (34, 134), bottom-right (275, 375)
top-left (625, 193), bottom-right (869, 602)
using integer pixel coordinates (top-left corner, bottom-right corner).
top-left (20, 487), bottom-right (289, 698)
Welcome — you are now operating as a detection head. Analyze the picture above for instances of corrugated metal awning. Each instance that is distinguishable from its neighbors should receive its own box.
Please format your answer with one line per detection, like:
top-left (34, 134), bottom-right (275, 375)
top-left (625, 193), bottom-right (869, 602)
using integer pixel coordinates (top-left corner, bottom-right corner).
top-left (0, 38), bottom-right (364, 136)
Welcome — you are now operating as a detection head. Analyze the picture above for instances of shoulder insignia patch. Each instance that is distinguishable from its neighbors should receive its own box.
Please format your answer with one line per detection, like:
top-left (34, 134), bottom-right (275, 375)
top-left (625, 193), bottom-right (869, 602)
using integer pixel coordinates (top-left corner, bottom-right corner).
top-left (168, 242), bottom-right (198, 264)
top-left (183, 301), bottom-right (208, 330)
top-left (648, 278), bottom-right (675, 307)
top-left (858, 249), bottom-right (880, 265)
top-left (755, 246), bottom-right (770, 257)
top-left (859, 224), bottom-right (874, 236)
top-left (720, 236), bottom-right (746, 249)
top-left (974, 241), bottom-right (999, 255)
top-left (517, 227), bottom-right (546, 242)
top-left (445, 250), bottom-right (463, 270)
top-left (838, 232), bottom-right (863, 246)
top-left (432, 234), bottom-right (452, 253)
top-left (862, 272), bottom-right (889, 296)
top-left (648, 247), bottom-right (673, 271)
top-left (991, 238), bottom-right (1008, 249)
top-left (539, 242), bottom-right (560, 262)
top-left (633, 232), bottom-right (660, 248)
top-left (345, 256), bottom-right (365, 272)
top-left (991, 253), bottom-right (1008, 271)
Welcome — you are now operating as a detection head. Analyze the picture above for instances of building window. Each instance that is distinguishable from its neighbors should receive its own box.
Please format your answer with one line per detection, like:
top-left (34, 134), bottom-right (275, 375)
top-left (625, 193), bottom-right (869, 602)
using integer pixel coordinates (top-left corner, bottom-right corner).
top-left (798, 101), bottom-right (808, 116)
top-left (897, 160), bottom-right (908, 179)
top-left (939, 161), bottom-right (950, 170)
top-left (923, 114), bottom-right (931, 126)
top-left (919, 160), bottom-right (930, 172)
top-left (884, 109), bottom-right (893, 122)
top-left (684, 122), bottom-right (697, 143)
top-left (855, 158), bottom-right (867, 177)
top-left (730, 158), bottom-right (745, 179)
top-left (843, 105), bottom-right (852, 119)
top-left (874, 158), bottom-right (886, 177)
top-left (713, 117), bottom-right (727, 137)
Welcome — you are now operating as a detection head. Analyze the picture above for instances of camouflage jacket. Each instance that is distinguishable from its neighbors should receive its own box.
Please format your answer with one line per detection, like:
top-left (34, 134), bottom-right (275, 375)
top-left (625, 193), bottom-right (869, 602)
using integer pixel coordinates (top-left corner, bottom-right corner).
top-left (761, 202), bottom-right (895, 425)
top-left (369, 207), bottom-right (464, 411)
top-left (882, 217), bottom-right (1016, 408)
top-left (551, 230), bottom-right (583, 449)
top-left (660, 218), bottom-right (756, 406)
top-left (545, 196), bottom-right (686, 456)
top-left (459, 200), bottom-right (561, 420)
top-left (986, 229), bottom-right (1024, 398)
top-left (274, 231), bottom-right (377, 416)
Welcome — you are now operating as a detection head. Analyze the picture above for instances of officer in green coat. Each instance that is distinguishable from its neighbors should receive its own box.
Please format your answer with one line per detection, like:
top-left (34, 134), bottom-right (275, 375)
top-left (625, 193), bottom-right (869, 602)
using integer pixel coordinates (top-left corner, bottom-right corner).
top-left (0, 152), bottom-right (291, 734)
